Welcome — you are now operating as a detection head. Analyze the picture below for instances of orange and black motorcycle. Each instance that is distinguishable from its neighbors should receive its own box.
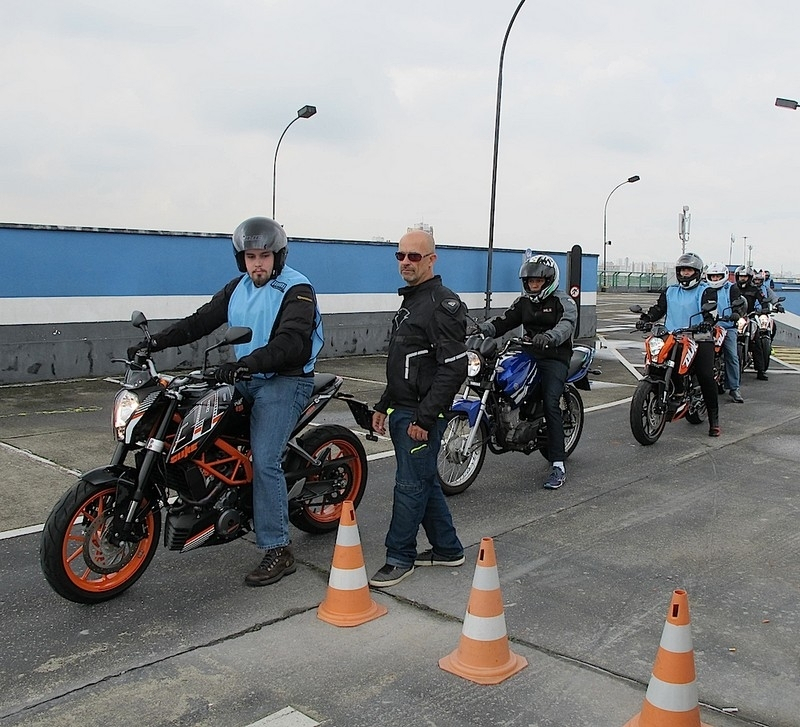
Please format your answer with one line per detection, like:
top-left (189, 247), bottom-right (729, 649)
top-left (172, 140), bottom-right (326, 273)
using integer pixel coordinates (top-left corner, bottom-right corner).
top-left (40, 311), bottom-right (375, 603)
top-left (628, 303), bottom-right (724, 445)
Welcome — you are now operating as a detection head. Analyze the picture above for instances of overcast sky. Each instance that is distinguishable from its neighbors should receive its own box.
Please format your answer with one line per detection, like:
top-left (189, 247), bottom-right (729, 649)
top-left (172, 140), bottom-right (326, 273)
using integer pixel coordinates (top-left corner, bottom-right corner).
top-left (2, 1), bottom-right (799, 276)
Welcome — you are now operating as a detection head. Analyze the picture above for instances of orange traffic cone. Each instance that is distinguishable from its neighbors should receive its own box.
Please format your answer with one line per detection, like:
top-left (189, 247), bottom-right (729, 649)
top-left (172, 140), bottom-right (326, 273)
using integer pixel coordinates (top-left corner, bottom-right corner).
top-left (439, 537), bottom-right (527, 684)
top-left (317, 500), bottom-right (387, 627)
top-left (623, 589), bottom-right (712, 727)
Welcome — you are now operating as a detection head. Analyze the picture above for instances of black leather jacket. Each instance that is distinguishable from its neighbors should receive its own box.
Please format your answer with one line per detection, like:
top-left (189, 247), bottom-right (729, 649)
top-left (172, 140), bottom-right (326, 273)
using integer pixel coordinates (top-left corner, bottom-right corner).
top-left (375, 276), bottom-right (467, 431)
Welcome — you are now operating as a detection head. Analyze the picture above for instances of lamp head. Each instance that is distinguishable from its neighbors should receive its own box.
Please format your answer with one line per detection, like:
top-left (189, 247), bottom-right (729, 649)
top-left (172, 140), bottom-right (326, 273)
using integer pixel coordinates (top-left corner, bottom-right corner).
top-left (627, 175), bottom-right (640, 183)
top-left (297, 105), bottom-right (317, 119)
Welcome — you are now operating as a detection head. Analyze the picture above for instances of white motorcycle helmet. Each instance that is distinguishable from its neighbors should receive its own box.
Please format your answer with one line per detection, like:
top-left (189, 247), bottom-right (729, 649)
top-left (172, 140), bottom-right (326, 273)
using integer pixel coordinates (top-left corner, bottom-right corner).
top-left (705, 261), bottom-right (729, 290)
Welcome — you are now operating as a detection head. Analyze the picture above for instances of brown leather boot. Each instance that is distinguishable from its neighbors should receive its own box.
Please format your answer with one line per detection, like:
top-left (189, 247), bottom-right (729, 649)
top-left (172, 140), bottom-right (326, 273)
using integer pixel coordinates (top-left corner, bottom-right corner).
top-left (245, 546), bottom-right (296, 587)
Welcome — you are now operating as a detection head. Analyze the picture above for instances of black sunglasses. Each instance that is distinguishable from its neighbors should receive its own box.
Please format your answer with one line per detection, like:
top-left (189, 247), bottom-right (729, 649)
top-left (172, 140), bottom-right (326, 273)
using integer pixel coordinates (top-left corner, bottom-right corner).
top-left (395, 251), bottom-right (433, 262)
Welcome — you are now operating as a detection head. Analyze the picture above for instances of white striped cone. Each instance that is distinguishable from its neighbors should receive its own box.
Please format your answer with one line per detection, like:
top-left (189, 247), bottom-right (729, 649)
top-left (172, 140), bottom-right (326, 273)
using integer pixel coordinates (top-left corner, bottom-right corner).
top-left (317, 501), bottom-right (387, 627)
top-left (439, 537), bottom-right (527, 684)
top-left (623, 589), bottom-right (712, 727)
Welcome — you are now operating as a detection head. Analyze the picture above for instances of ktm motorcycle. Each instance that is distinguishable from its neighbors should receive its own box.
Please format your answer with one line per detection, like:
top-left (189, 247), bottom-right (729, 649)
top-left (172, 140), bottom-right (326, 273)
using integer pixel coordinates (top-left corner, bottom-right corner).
top-left (40, 311), bottom-right (376, 604)
top-left (436, 333), bottom-right (598, 495)
top-left (628, 303), bottom-right (723, 445)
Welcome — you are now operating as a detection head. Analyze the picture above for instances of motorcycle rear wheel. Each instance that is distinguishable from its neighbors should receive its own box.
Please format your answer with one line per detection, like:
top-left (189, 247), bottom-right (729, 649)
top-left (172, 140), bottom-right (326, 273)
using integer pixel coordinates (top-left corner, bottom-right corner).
top-left (630, 380), bottom-right (666, 445)
top-left (437, 412), bottom-right (488, 495)
top-left (40, 479), bottom-right (161, 604)
top-left (288, 424), bottom-right (368, 533)
top-left (538, 386), bottom-right (585, 461)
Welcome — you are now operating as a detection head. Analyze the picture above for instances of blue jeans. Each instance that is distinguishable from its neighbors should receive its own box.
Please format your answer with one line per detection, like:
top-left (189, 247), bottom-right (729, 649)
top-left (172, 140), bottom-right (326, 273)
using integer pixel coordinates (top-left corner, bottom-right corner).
top-left (721, 327), bottom-right (740, 390)
top-left (238, 375), bottom-right (313, 550)
top-left (537, 358), bottom-right (569, 463)
top-left (385, 409), bottom-right (463, 569)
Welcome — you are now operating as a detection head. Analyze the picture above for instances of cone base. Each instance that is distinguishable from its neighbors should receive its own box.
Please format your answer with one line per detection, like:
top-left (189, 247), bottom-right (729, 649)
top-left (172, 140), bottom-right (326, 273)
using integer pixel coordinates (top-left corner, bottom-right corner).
top-left (317, 598), bottom-right (387, 628)
top-left (439, 648), bottom-right (528, 685)
top-left (622, 712), bottom-right (713, 727)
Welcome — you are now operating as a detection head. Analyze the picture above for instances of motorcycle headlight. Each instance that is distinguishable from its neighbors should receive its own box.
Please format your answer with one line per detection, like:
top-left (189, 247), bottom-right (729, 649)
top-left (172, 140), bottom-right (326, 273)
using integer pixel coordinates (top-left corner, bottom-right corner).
top-left (647, 337), bottom-right (665, 358)
top-left (466, 351), bottom-right (484, 378)
top-left (113, 389), bottom-right (141, 441)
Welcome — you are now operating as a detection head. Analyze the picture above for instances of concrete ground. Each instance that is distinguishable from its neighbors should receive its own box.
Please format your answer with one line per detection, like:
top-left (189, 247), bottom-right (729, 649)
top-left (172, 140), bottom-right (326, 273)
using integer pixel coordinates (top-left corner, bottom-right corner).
top-left (1, 292), bottom-right (799, 727)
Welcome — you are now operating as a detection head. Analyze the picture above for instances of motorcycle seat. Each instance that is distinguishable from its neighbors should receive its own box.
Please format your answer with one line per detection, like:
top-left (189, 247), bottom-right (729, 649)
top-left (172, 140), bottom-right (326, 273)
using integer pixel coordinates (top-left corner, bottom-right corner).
top-left (313, 372), bottom-right (338, 395)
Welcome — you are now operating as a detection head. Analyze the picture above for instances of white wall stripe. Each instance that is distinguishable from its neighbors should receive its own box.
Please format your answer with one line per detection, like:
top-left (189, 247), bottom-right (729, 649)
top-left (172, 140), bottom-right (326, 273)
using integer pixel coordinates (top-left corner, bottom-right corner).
top-left (334, 523), bottom-right (361, 547)
top-left (462, 611), bottom-right (508, 641)
top-left (327, 565), bottom-right (368, 590)
top-left (645, 674), bottom-right (699, 712)
top-left (659, 621), bottom-right (694, 653)
top-left (471, 564), bottom-right (500, 591)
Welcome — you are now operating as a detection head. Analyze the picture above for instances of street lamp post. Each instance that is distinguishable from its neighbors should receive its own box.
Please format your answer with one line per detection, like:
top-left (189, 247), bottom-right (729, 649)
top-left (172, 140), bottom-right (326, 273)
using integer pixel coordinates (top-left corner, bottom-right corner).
top-left (601, 175), bottom-right (640, 291)
top-left (484, 0), bottom-right (528, 319)
top-left (272, 105), bottom-right (317, 219)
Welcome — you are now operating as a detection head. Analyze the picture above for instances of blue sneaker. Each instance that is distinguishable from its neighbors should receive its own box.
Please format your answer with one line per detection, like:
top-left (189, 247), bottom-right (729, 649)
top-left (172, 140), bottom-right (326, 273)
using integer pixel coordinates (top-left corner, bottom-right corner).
top-left (543, 466), bottom-right (566, 490)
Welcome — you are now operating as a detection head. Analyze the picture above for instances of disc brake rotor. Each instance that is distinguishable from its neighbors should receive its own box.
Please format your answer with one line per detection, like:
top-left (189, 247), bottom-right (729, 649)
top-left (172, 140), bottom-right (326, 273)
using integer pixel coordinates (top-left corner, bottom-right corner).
top-left (82, 511), bottom-right (138, 574)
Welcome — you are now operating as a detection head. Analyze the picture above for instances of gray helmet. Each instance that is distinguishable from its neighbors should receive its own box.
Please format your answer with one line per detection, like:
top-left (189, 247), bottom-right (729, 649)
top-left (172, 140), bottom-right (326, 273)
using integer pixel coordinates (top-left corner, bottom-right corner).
top-left (232, 217), bottom-right (288, 275)
top-left (519, 254), bottom-right (559, 302)
top-left (675, 252), bottom-right (703, 289)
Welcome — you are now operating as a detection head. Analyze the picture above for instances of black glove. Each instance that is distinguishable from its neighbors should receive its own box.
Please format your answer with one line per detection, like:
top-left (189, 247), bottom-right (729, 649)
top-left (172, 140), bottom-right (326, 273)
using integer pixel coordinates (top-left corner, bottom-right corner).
top-left (127, 341), bottom-right (149, 360)
top-left (529, 332), bottom-right (552, 349)
top-left (215, 361), bottom-right (250, 385)
top-left (775, 304), bottom-right (785, 313)
top-left (635, 320), bottom-right (649, 331)
top-left (696, 321), bottom-right (713, 333)
top-left (477, 321), bottom-right (495, 336)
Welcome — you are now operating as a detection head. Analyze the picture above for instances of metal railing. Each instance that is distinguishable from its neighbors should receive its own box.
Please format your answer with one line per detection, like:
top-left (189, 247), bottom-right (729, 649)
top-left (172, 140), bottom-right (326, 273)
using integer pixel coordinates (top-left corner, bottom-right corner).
top-left (598, 272), bottom-right (667, 292)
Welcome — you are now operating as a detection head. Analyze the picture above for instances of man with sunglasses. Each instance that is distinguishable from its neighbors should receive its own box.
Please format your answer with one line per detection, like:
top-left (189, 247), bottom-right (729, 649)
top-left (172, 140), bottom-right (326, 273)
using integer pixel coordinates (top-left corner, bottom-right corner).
top-left (369, 229), bottom-right (468, 588)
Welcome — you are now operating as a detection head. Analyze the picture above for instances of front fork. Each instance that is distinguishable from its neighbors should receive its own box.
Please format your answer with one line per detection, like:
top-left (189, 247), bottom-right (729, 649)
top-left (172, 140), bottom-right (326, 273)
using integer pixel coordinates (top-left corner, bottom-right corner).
top-left (455, 387), bottom-right (492, 457)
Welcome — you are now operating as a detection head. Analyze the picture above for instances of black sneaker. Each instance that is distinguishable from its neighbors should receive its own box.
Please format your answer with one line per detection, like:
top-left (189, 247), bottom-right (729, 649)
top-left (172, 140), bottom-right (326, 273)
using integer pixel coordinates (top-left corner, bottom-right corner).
top-left (543, 466), bottom-right (566, 490)
top-left (245, 546), bottom-right (296, 587)
top-left (729, 389), bottom-right (744, 403)
top-left (414, 549), bottom-right (466, 567)
top-left (368, 563), bottom-right (414, 588)
top-left (756, 372), bottom-right (768, 381)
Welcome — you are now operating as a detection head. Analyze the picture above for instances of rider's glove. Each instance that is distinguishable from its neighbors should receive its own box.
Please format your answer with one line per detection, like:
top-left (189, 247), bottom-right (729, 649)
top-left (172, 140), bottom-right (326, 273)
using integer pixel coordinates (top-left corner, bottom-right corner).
top-left (529, 332), bottom-right (552, 349)
top-left (635, 319), bottom-right (649, 331)
top-left (127, 340), bottom-right (149, 360)
top-left (775, 304), bottom-right (785, 313)
top-left (215, 361), bottom-right (250, 385)
top-left (477, 321), bottom-right (496, 337)
top-left (696, 321), bottom-right (713, 333)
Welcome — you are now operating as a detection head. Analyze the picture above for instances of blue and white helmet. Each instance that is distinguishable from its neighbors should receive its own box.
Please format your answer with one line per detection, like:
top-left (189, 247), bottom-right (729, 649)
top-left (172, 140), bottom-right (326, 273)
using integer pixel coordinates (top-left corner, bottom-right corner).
top-left (519, 254), bottom-right (559, 302)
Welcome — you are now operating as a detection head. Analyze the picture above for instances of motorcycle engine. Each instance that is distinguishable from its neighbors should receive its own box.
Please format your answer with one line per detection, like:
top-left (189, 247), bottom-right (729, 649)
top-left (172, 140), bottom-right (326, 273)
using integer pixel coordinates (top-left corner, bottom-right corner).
top-left (498, 402), bottom-right (539, 451)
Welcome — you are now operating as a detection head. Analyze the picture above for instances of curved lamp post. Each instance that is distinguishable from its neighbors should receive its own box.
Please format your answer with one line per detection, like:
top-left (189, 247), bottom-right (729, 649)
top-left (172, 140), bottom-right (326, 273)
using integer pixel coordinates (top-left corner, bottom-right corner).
top-left (272, 105), bottom-right (317, 219)
top-left (484, 0), bottom-right (528, 319)
top-left (775, 97), bottom-right (798, 110)
top-left (601, 175), bottom-right (640, 291)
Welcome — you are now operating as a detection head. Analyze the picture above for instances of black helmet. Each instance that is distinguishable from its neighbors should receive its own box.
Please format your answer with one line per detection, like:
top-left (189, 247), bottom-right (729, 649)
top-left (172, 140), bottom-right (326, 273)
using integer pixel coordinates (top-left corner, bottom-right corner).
top-left (232, 217), bottom-right (288, 275)
top-left (675, 252), bottom-right (703, 289)
top-left (734, 264), bottom-right (753, 288)
top-left (519, 254), bottom-right (559, 302)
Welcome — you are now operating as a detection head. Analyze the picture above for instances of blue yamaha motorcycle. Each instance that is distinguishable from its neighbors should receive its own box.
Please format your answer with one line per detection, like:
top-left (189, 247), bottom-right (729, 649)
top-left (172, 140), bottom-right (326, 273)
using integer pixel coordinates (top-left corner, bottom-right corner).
top-left (436, 334), bottom-right (597, 495)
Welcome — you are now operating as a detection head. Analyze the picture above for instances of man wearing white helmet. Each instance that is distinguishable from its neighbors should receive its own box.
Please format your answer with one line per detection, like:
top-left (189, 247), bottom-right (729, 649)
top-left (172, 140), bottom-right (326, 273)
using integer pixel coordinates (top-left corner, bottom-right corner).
top-left (704, 262), bottom-right (747, 402)
top-left (478, 254), bottom-right (577, 489)
top-left (637, 252), bottom-right (721, 436)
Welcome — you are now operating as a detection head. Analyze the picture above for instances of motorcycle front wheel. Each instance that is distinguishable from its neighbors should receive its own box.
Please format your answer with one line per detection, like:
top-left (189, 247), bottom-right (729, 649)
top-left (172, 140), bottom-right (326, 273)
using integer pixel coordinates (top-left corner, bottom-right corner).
top-left (287, 424), bottom-right (368, 533)
top-left (630, 380), bottom-right (667, 445)
top-left (40, 479), bottom-right (161, 604)
top-left (538, 386), bottom-right (585, 460)
top-left (437, 412), bottom-right (488, 495)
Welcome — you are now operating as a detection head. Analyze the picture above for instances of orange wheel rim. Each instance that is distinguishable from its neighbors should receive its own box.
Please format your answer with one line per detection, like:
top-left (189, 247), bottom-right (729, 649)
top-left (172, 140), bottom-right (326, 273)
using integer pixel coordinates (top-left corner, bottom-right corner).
top-left (61, 488), bottom-right (157, 594)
